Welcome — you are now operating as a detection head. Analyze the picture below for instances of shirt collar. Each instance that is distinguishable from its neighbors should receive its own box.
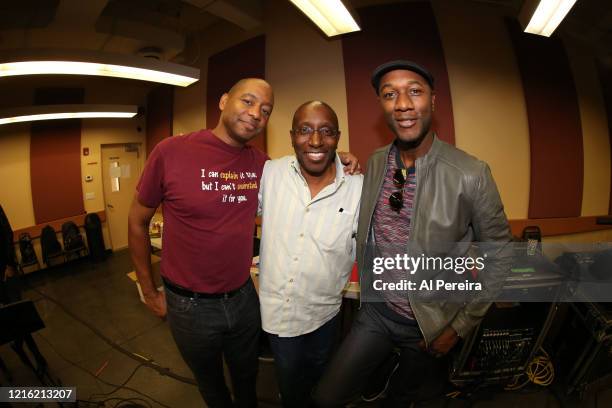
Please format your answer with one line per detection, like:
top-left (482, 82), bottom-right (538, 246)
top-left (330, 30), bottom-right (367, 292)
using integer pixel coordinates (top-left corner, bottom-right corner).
top-left (387, 132), bottom-right (441, 168)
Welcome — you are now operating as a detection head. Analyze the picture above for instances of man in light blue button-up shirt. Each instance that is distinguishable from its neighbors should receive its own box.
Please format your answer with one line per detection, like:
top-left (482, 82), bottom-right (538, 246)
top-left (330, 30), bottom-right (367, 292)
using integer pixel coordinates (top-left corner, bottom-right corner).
top-left (258, 101), bottom-right (363, 408)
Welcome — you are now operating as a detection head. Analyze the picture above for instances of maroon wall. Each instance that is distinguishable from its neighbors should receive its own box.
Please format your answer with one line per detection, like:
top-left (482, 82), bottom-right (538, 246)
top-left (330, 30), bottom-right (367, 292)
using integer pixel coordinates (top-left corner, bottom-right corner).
top-left (507, 21), bottom-right (584, 219)
top-left (206, 35), bottom-right (267, 153)
top-left (30, 88), bottom-right (85, 224)
top-left (342, 2), bottom-right (455, 168)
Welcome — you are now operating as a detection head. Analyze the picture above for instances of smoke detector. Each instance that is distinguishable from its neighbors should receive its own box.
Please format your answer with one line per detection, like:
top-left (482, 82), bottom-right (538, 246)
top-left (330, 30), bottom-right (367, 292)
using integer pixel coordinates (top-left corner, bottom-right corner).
top-left (136, 47), bottom-right (163, 60)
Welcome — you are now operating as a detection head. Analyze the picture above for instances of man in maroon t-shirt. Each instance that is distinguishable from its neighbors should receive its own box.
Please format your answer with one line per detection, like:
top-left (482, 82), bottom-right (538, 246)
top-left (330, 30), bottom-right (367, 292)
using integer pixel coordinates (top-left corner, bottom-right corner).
top-left (128, 78), bottom-right (273, 408)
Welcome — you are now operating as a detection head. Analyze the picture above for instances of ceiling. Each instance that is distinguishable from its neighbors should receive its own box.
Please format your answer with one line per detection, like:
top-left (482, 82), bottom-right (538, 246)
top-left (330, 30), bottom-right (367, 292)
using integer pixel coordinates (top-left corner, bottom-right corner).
top-left (0, 0), bottom-right (609, 67)
top-left (468, 0), bottom-right (612, 68)
top-left (0, 0), bottom-right (263, 62)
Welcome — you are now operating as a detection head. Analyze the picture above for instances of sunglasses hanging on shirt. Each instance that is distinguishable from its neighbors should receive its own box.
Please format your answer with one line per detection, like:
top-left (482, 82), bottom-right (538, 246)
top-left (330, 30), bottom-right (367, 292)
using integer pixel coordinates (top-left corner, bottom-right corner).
top-left (389, 168), bottom-right (407, 212)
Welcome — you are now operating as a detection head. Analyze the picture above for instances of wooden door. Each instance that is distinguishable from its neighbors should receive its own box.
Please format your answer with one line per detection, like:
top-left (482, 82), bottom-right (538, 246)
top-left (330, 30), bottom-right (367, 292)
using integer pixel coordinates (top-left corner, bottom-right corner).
top-left (101, 144), bottom-right (141, 250)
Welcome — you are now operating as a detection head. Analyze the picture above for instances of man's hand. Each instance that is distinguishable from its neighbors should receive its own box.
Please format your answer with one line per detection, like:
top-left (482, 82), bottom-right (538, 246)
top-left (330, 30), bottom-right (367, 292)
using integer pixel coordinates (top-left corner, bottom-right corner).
top-left (338, 151), bottom-right (361, 175)
top-left (418, 326), bottom-right (459, 357)
top-left (143, 290), bottom-right (167, 318)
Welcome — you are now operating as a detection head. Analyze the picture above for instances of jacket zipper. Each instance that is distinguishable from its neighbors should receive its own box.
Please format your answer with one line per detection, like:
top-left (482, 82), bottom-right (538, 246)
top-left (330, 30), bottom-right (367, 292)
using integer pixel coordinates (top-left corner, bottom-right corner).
top-left (359, 148), bottom-right (390, 310)
top-left (407, 156), bottom-right (430, 346)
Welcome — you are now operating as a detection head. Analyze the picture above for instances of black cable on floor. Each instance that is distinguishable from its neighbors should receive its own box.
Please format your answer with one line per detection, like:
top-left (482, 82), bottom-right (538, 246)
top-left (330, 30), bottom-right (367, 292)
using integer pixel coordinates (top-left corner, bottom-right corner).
top-left (76, 397), bottom-right (151, 408)
top-left (87, 363), bottom-right (146, 403)
top-left (35, 332), bottom-right (172, 408)
top-left (29, 286), bottom-right (197, 386)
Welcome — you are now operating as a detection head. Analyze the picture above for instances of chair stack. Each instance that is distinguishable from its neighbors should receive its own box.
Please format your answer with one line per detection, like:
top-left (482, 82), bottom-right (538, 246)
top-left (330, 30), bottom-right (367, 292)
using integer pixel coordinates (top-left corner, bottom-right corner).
top-left (61, 221), bottom-right (88, 261)
top-left (40, 225), bottom-right (64, 267)
top-left (17, 233), bottom-right (40, 273)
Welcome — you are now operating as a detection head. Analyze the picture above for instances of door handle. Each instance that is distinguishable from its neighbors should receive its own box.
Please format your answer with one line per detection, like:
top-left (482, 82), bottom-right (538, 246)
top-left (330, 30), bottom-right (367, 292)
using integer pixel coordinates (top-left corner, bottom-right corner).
top-left (107, 204), bottom-right (114, 209)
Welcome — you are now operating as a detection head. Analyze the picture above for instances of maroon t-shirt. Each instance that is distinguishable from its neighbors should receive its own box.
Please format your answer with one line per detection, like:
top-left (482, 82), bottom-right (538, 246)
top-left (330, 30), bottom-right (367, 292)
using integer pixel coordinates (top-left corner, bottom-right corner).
top-left (137, 130), bottom-right (268, 293)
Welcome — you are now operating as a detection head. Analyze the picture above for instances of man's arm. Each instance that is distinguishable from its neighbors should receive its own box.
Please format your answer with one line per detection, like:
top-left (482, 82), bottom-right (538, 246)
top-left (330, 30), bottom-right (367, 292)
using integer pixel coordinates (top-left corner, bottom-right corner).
top-left (450, 163), bottom-right (513, 338)
top-left (128, 193), bottom-right (166, 317)
top-left (257, 161), bottom-right (270, 217)
top-left (427, 163), bottom-right (512, 356)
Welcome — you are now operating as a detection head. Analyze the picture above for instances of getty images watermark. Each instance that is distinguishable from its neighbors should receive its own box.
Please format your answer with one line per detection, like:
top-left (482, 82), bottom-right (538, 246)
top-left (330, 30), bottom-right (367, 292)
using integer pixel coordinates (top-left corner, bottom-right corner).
top-left (372, 253), bottom-right (487, 291)
top-left (360, 242), bottom-right (612, 303)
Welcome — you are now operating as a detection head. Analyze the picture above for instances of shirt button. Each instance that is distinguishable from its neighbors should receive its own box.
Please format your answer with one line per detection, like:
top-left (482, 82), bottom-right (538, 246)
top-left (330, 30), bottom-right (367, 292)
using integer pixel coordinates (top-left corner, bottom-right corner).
top-left (299, 233), bottom-right (304, 238)
top-left (286, 299), bottom-right (290, 303)
top-left (306, 208), bottom-right (310, 213)
top-left (289, 279), bottom-right (294, 283)
top-left (293, 257), bottom-right (298, 261)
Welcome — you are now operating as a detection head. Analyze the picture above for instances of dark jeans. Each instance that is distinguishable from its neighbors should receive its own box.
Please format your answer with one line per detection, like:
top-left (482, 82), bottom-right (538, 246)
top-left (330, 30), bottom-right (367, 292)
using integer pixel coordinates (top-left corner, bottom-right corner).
top-left (267, 314), bottom-right (339, 408)
top-left (313, 303), bottom-right (445, 407)
top-left (166, 279), bottom-right (260, 408)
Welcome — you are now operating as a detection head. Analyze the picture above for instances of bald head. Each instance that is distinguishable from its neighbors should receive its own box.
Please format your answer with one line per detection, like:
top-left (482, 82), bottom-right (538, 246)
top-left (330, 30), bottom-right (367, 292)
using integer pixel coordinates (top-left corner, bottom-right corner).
top-left (292, 100), bottom-right (338, 129)
top-left (228, 78), bottom-right (274, 103)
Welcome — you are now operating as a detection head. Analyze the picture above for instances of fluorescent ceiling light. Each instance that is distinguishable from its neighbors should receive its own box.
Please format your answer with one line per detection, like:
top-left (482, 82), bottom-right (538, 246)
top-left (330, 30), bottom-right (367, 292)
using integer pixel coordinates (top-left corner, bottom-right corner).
top-left (520, 0), bottom-right (577, 37)
top-left (0, 104), bottom-right (138, 126)
top-left (289, 0), bottom-right (360, 37)
top-left (0, 49), bottom-right (199, 87)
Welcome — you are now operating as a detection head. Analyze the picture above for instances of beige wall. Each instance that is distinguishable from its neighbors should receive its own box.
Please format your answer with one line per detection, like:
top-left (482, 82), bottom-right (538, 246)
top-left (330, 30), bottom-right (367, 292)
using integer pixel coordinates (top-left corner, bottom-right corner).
top-left (0, 77), bottom-right (149, 262)
top-left (433, 0), bottom-right (531, 220)
top-left (81, 80), bottom-right (149, 215)
top-left (264, 0), bottom-right (350, 158)
top-left (564, 37), bottom-right (611, 217)
top-left (0, 124), bottom-right (35, 229)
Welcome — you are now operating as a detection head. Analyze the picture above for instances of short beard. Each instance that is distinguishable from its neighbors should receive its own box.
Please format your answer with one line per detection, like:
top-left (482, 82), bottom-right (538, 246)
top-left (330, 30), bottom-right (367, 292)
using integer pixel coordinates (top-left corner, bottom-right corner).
top-left (225, 118), bottom-right (260, 145)
top-left (394, 120), bottom-right (432, 151)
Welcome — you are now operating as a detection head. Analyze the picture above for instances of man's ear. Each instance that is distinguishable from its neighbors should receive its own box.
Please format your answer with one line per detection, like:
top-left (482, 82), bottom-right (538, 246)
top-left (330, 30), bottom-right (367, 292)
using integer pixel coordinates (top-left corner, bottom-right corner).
top-left (219, 93), bottom-right (228, 111)
top-left (431, 93), bottom-right (436, 113)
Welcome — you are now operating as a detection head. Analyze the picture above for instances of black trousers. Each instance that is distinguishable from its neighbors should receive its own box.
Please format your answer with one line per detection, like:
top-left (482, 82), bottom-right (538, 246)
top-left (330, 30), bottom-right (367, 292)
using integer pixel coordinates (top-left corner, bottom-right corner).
top-left (313, 303), bottom-right (446, 407)
top-left (166, 279), bottom-right (261, 408)
top-left (267, 314), bottom-right (339, 408)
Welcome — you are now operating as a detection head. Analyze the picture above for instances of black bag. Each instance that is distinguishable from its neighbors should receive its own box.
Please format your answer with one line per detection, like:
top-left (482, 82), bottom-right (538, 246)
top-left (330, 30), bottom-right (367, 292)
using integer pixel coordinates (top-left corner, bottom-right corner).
top-left (40, 225), bottom-right (63, 265)
top-left (85, 213), bottom-right (106, 262)
top-left (61, 221), bottom-right (84, 251)
top-left (18, 233), bottom-right (38, 265)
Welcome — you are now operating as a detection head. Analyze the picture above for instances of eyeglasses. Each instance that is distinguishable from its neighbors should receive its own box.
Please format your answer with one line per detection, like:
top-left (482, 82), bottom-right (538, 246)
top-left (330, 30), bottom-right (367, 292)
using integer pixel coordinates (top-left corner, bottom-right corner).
top-left (388, 168), bottom-right (406, 212)
top-left (292, 125), bottom-right (339, 138)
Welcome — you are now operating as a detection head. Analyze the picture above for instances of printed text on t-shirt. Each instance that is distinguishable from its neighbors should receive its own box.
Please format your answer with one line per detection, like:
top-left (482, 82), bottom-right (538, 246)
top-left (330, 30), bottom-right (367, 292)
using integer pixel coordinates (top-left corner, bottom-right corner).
top-left (200, 169), bottom-right (258, 203)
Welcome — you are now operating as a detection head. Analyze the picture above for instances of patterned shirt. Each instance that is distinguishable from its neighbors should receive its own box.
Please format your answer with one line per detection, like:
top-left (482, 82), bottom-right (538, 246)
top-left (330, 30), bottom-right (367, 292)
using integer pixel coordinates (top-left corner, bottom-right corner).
top-left (372, 144), bottom-right (416, 320)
